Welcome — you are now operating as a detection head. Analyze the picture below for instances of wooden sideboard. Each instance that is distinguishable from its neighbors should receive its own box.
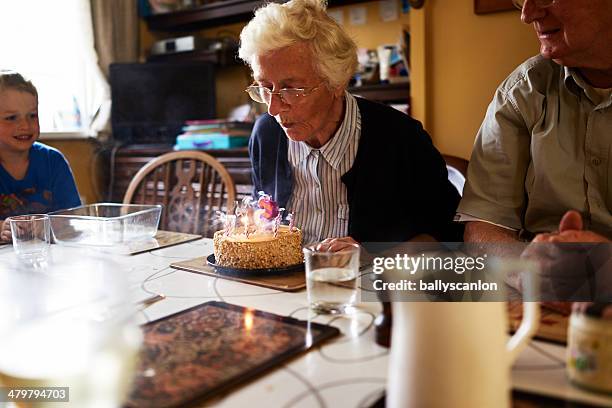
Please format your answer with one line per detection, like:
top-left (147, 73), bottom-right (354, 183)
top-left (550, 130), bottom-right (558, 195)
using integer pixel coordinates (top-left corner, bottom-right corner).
top-left (110, 144), bottom-right (253, 203)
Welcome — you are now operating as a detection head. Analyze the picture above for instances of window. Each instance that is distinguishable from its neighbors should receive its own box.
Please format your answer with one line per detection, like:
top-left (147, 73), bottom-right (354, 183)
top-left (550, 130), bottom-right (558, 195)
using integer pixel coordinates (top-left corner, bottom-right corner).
top-left (0, 0), bottom-right (109, 135)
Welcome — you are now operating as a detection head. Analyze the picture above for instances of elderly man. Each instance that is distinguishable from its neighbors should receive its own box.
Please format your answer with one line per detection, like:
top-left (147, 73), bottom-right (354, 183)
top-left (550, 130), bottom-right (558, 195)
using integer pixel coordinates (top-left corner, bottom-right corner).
top-left (459, 0), bottom-right (612, 245)
top-left (458, 0), bottom-right (612, 305)
top-left (238, 0), bottom-right (460, 248)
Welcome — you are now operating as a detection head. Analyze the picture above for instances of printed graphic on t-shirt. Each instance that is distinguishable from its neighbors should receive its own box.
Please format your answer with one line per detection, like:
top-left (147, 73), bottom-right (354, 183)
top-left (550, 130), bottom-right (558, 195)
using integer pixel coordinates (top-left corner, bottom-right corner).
top-left (0, 188), bottom-right (53, 218)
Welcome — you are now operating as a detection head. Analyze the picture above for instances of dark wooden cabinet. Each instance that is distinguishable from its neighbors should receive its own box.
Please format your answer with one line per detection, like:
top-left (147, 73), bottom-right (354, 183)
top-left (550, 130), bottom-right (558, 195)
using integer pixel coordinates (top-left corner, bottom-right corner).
top-left (147, 0), bottom-right (276, 31)
top-left (111, 145), bottom-right (253, 202)
top-left (146, 0), bottom-right (373, 31)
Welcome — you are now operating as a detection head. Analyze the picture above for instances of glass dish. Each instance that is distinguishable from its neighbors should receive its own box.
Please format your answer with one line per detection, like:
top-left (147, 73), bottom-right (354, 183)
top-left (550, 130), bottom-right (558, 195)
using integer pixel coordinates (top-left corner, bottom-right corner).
top-left (49, 203), bottom-right (162, 246)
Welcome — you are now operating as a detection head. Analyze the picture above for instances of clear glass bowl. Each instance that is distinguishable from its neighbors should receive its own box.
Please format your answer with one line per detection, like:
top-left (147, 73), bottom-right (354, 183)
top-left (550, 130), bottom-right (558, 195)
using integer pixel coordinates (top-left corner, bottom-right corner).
top-left (49, 203), bottom-right (162, 246)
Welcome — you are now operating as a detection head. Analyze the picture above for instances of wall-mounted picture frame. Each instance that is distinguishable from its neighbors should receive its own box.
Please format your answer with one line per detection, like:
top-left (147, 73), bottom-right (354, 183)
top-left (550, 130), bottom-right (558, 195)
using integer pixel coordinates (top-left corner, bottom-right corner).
top-left (474, 0), bottom-right (516, 14)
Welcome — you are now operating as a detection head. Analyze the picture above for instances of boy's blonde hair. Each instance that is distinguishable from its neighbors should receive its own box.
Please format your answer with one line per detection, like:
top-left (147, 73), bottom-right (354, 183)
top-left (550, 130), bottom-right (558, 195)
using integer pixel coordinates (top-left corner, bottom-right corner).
top-left (238, 0), bottom-right (358, 89)
top-left (0, 70), bottom-right (38, 98)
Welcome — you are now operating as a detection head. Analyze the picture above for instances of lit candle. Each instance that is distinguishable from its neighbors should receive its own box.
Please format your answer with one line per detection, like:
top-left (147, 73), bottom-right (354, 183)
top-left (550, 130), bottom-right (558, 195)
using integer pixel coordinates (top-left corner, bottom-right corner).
top-left (287, 212), bottom-right (295, 232)
top-left (241, 215), bottom-right (249, 238)
top-left (225, 215), bottom-right (236, 236)
top-left (273, 210), bottom-right (283, 238)
top-left (223, 215), bottom-right (230, 236)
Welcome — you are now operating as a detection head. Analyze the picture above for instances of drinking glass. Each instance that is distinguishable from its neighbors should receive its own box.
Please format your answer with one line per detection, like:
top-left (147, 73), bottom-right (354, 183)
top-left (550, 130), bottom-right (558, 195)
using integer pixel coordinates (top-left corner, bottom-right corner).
top-left (303, 244), bottom-right (360, 314)
top-left (7, 214), bottom-right (51, 265)
top-left (0, 253), bottom-right (142, 407)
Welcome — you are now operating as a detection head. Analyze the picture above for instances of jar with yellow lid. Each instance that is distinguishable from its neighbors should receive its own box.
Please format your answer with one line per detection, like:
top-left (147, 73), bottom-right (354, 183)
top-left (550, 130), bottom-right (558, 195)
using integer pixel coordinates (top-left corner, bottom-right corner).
top-left (566, 304), bottom-right (612, 394)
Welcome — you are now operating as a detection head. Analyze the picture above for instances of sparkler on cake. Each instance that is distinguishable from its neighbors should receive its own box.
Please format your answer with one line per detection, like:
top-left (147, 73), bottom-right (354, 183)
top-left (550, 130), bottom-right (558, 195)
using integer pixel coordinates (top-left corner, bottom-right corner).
top-left (213, 192), bottom-right (302, 269)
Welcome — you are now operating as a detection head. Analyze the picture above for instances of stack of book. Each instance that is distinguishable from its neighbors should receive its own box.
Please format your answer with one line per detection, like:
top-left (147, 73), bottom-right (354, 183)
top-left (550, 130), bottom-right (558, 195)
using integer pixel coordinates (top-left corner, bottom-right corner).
top-left (174, 120), bottom-right (253, 150)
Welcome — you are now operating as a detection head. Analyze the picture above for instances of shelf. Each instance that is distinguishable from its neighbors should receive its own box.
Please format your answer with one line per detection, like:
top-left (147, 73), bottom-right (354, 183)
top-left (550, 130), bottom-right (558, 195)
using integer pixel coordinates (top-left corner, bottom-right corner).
top-left (146, 0), bottom-right (274, 31)
top-left (147, 47), bottom-right (239, 65)
top-left (146, 0), bottom-right (373, 31)
top-left (348, 82), bottom-right (410, 104)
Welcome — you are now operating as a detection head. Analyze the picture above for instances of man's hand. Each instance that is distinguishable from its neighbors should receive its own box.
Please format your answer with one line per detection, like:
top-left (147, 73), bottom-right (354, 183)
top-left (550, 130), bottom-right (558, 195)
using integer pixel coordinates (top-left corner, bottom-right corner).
top-left (533, 210), bottom-right (610, 243)
top-left (0, 220), bottom-right (11, 243)
top-left (522, 210), bottom-right (611, 305)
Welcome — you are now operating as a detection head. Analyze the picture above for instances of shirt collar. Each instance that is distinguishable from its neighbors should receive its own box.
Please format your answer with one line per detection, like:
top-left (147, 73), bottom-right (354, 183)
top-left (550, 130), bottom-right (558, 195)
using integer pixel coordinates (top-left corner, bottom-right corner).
top-left (320, 92), bottom-right (359, 170)
top-left (563, 67), bottom-right (583, 96)
top-left (287, 137), bottom-right (310, 166)
top-left (564, 67), bottom-right (612, 108)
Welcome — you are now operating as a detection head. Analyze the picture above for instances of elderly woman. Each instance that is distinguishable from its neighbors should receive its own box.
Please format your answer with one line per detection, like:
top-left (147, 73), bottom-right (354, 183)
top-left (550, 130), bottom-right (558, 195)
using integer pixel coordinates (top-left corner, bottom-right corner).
top-left (239, 0), bottom-right (460, 248)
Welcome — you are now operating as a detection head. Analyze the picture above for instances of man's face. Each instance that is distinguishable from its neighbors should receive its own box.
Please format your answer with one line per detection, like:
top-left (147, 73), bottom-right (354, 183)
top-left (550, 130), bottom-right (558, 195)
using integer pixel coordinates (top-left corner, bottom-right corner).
top-left (521, 0), bottom-right (612, 68)
top-left (252, 42), bottom-right (342, 146)
top-left (0, 89), bottom-right (39, 154)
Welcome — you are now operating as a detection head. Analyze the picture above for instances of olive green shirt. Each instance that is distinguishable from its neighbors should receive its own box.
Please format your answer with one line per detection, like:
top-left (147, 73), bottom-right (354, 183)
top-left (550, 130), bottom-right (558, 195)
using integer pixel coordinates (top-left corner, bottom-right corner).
top-left (458, 55), bottom-right (612, 239)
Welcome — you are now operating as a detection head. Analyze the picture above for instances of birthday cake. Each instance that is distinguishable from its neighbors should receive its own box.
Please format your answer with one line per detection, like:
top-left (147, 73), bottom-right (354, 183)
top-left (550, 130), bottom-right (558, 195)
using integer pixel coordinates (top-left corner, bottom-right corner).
top-left (213, 225), bottom-right (303, 269)
top-left (212, 193), bottom-right (303, 269)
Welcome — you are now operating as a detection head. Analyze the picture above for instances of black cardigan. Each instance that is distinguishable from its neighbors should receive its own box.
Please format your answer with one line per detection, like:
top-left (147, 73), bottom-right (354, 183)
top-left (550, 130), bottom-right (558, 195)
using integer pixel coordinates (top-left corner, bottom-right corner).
top-left (248, 97), bottom-right (461, 242)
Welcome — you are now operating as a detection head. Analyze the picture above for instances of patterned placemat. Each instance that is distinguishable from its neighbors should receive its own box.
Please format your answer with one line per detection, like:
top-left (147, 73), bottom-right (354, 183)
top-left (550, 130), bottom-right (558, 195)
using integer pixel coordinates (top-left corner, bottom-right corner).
top-left (126, 301), bottom-right (339, 408)
top-left (124, 230), bottom-right (202, 255)
top-left (171, 256), bottom-right (306, 291)
top-left (508, 302), bottom-right (569, 345)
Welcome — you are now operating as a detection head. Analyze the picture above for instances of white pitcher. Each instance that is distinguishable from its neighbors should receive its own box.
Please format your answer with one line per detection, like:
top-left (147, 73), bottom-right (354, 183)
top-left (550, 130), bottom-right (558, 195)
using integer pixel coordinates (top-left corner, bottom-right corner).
top-left (386, 261), bottom-right (540, 408)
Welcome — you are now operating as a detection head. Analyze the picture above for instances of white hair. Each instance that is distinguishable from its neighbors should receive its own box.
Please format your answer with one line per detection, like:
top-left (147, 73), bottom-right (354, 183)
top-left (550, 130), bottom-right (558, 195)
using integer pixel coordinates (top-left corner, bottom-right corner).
top-left (238, 0), bottom-right (358, 89)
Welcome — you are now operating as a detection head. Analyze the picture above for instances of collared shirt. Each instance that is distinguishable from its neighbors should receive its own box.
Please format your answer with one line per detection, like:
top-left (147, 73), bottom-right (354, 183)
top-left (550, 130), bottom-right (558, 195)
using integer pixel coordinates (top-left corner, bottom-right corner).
top-left (286, 92), bottom-right (361, 245)
top-left (458, 55), bottom-right (612, 239)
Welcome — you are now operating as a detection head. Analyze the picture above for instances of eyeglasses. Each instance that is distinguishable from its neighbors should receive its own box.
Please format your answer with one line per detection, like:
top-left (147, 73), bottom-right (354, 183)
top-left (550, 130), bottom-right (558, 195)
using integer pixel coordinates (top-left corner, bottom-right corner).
top-left (512, 0), bottom-right (556, 9)
top-left (245, 83), bottom-right (323, 105)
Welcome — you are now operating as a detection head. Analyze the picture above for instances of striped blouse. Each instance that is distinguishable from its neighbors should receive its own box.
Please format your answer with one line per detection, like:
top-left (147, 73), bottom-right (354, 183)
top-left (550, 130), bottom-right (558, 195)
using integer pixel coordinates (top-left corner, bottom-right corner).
top-left (286, 92), bottom-right (361, 245)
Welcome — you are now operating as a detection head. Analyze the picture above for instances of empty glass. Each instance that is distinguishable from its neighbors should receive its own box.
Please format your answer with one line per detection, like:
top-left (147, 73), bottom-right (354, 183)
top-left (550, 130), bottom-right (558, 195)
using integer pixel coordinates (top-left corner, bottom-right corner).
top-left (8, 214), bottom-right (51, 264)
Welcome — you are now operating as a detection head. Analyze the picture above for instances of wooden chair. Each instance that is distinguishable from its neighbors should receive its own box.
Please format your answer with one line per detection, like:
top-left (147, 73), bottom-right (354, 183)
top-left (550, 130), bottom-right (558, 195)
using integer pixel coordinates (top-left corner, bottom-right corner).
top-left (123, 151), bottom-right (236, 237)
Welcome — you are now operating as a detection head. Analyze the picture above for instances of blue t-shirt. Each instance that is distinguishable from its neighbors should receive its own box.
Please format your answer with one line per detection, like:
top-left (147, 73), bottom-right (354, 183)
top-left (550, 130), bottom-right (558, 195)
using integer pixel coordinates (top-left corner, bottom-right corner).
top-left (0, 142), bottom-right (81, 218)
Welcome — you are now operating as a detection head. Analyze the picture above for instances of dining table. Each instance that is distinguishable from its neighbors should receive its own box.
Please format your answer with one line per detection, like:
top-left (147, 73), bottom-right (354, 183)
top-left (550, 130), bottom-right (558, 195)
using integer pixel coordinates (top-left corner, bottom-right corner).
top-left (1, 236), bottom-right (611, 408)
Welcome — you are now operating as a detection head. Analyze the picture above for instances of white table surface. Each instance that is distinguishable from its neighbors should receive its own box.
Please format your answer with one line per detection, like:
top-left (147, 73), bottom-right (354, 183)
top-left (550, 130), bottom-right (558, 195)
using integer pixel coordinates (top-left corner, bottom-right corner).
top-left (1, 240), bottom-right (611, 408)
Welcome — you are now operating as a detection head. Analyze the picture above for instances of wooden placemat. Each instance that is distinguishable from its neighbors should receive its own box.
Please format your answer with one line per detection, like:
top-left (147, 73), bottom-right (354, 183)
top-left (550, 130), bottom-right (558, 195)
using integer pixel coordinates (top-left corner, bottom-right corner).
top-left (127, 301), bottom-right (339, 408)
top-left (508, 302), bottom-right (569, 345)
top-left (171, 256), bottom-right (306, 292)
top-left (124, 230), bottom-right (202, 255)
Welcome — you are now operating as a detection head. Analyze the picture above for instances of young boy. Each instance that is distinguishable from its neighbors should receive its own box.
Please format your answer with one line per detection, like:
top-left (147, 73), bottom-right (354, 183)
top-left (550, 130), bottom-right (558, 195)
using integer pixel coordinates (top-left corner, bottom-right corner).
top-left (0, 71), bottom-right (81, 242)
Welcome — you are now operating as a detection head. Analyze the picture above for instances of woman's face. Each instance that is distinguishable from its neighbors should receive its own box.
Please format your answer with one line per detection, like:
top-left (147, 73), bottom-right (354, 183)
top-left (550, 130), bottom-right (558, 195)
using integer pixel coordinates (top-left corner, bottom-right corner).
top-left (0, 89), bottom-right (39, 155)
top-left (252, 42), bottom-right (344, 147)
